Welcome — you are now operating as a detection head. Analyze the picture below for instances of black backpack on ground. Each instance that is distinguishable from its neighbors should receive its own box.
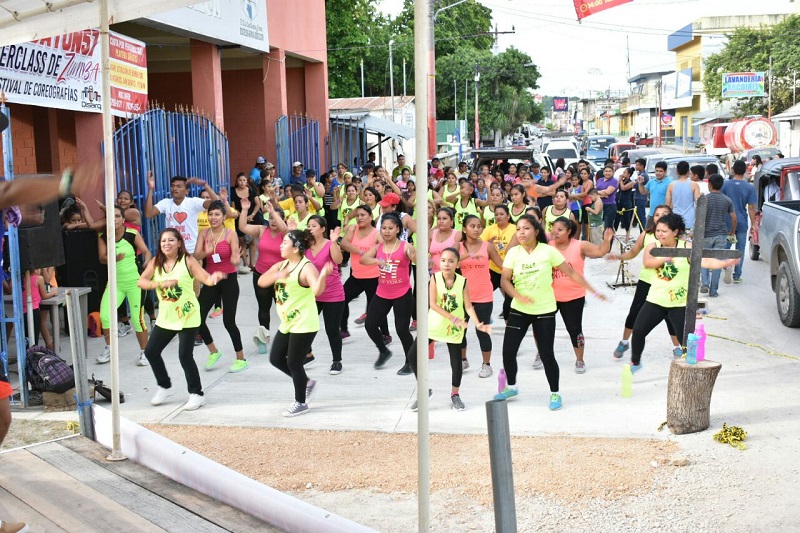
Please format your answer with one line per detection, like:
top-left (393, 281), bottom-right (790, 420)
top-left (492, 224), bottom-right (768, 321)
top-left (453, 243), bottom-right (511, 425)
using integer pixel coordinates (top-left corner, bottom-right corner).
top-left (26, 346), bottom-right (75, 394)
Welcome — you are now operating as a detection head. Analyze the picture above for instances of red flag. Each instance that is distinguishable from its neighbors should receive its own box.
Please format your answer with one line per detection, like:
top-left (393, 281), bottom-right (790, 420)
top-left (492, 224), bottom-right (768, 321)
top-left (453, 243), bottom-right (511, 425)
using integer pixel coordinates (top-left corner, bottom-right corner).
top-left (573, 0), bottom-right (633, 20)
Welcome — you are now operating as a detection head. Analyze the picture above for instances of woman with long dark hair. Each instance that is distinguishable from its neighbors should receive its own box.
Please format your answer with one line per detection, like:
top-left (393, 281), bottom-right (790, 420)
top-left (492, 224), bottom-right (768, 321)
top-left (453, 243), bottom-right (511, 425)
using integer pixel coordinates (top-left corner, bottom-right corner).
top-left (231, 172), bottom-right (261, 272)
top-left (137, 229), bottom-right (225, 411)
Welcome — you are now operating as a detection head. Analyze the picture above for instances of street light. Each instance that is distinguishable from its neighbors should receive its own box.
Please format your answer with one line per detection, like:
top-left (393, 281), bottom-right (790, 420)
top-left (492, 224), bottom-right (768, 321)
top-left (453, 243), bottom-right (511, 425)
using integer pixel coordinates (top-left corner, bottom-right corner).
top-left (389, 39), bottom-right (396, 123)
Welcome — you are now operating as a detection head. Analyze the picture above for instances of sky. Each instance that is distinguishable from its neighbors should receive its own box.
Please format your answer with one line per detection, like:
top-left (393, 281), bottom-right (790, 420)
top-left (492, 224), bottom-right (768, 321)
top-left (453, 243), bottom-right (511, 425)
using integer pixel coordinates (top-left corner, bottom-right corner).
top-left (375, 0), bottom-right (798, 97)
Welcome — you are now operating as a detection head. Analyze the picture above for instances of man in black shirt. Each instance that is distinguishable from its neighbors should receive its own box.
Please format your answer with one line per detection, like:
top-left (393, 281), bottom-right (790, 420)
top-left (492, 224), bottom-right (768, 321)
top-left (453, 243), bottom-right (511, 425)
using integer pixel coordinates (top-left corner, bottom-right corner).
top-left (700, 173), bottom-right (737, 297)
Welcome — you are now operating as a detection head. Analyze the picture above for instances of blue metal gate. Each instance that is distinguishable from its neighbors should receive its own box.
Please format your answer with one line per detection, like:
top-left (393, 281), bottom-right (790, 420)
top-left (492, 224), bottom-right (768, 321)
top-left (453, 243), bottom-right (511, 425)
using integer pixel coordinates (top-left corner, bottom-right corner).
top-left (328, 116), bottom-right (367, 176)
top-left (113, 108), bottom-right (229, 249)
top-left (275, 114), bottom-right (321, 180)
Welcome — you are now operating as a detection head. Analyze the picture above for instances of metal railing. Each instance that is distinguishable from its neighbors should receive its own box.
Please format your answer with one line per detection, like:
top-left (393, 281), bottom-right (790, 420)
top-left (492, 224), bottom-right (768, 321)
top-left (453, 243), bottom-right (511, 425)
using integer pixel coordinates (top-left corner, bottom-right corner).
top-left (276, 114), bottom-right (321, 179)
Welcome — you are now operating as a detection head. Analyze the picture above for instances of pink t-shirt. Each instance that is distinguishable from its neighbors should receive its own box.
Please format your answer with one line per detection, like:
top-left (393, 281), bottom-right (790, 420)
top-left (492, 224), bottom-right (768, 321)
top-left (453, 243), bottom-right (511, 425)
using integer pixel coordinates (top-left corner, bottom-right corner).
top-left (376, 241), bottom-right (411, 299)
top-left (459, 241), bottom-right (494, 303)
top-left (22, 274), bottom-right (43, 313)
top-left (429, 228), bottom-right (457, 274)
top-left (204, 231), bottom-right (238, 275)
top-left (350, 227), bottom-right (379, 279)
top-left (550, 238), bottom-right (585, 302)
top-left (255, 230), bottom-right (284, 275)
top-left (305, 240), bottom-right (345, 302)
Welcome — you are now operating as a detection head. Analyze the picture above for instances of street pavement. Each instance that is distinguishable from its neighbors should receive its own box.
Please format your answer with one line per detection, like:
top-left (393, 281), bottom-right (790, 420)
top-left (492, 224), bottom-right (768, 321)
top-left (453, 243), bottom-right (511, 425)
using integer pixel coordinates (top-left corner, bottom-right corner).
top-left (12, 239), bottom-right (799, 443)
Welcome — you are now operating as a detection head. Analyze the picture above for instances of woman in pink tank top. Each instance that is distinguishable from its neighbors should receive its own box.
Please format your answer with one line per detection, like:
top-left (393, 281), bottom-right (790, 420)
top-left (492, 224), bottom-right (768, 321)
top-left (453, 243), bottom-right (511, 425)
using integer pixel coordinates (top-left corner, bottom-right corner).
top-left (195, 201), bottom-right (247, 373)
top-left (339, 205), bottom-right (390, 340)
top-left (459, 214), bottom-right (504, 377)
top-left (548, 217), bottom-right (614, 374)
top-left (429, 207), bottom-right (461, 274)
top-left (238, 197), bottom-right (287, 353)
top-left (304, 215), bottom-right (346, 373)
top-left (360, 213), bottom-right (417, 374)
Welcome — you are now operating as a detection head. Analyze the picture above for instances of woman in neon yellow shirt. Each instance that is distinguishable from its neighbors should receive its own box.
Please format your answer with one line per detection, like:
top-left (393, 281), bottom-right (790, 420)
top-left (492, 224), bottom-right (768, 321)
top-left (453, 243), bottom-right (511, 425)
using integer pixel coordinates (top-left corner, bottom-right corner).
top-left (630, 213), bottom-right (738, 373)
top-left (494, 215), bottom-right (603, 411)
top-left (138, 228), bottom-right (226, 411)
top-left (257, 229), bottom-right (332, 417)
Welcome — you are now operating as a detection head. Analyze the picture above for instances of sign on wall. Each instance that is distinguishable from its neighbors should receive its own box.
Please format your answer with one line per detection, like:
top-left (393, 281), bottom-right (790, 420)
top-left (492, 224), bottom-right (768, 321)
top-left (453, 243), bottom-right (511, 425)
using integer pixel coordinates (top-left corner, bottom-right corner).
top-left (661, 69), bottom-right (693, 109)
top-left (553, 97), bottom-right (569, 112)
top-left (147, 0), bottom-right (269, 53)
top-left (573, 0), bottom-right (633, 21)
top-left (722, 72), bottom-right (766, 98)
top-left (0, 30), bottom-right (148, 117)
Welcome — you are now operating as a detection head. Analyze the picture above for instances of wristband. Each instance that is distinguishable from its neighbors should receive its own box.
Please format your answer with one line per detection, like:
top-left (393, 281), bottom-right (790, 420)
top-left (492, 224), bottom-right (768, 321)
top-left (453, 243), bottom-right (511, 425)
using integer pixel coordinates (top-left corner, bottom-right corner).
top-left (451, 316), bottom-right (458, 324)
top-left (59, 168), bottom-right (74, 197)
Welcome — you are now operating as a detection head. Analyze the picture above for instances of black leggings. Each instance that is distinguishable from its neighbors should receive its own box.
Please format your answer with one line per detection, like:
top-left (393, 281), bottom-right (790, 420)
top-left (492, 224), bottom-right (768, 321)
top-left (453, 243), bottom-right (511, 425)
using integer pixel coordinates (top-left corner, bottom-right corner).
top-left (489, 271), bottom-right (512, 318)
top-left (631, 302), bottom-right (686, 365)
top-left (409, 338), bottom-right (463, 388)
top-left (461, 301), bottom-right (493, 352)
top-left (270, 330), bottom-right (317, 403)
top-left (556, 297), bottom-right (585, 349)
top-left (411, 264), bottom-right (419, 321)
top-left (311, 300), bottom-right (345, 362)
top-left (144, 325), bottom-right (203, 395)
top-left (198, 275), bottom-right (243, 352)
top-left (624, 280), bottom-right (677, 336)
top-left (340, 275), bottom-right (388, 334)
top-left (253, 270), bottom-right (275, 330)
top-left (502, 309), bottom-right (558, 392)
top-left (365, 289), bottom-right (414, 359)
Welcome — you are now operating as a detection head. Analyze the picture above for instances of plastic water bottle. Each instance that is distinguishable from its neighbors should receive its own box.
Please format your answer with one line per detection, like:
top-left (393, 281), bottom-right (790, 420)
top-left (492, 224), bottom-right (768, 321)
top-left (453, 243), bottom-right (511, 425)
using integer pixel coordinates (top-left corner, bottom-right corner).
top-left (497, 368), bottom-right (507, 393)
top-left (621, 364), bottom-right (633, 398)
top-left (695, 323), bottom-right (706, 362)
top-left (686, 334), bottom-right (699, 364)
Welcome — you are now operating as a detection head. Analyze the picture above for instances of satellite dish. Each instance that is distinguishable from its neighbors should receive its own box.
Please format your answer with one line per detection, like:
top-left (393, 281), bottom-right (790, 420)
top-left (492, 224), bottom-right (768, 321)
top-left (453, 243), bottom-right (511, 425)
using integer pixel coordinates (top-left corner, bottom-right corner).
top-left (0, 113), bottom-right (7, 134)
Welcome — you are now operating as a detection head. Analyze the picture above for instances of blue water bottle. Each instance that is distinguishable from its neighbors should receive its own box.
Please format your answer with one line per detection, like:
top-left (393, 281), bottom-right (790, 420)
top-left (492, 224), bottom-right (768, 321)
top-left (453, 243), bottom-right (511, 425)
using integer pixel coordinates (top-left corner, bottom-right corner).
top-left (686, 334), bottom-right (699, 364)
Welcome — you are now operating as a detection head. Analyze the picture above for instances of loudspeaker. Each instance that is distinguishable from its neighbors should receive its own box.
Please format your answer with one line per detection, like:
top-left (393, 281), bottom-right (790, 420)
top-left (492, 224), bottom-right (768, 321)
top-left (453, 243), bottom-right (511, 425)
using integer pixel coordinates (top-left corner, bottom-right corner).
top-left (18, 202), bottom-right (65, 270)
top-left (57, 230), bottom-right (107, 313)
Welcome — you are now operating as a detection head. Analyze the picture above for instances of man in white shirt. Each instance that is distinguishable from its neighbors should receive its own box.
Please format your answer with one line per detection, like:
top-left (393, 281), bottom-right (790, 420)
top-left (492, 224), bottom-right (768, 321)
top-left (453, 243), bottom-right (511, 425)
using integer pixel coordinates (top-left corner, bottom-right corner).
top-left (455, 161), bottom-right (470, 180)
top-left (144, 173), bottom-right (218, 254)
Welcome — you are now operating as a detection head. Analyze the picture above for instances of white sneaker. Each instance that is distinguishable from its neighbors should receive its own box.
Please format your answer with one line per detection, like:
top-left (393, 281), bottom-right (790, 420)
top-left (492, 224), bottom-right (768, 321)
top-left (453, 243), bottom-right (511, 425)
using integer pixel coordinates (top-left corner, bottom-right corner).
top-left (137, 351), bottom-right (149, 367)
top-left (118, 323), bottom-right (132, 337)
top-left (533, 353), bottom-right (543, 369)
top-left (150, 386), bottom-right (175, 405)
top-left (183, 393), bottom-right (206, 411)
top-left (479, 362), bottom-right (493, 378)
top-left (97, 345), bottom-right (111, 364)
top-left (723, 267), bottom-right (733, 284)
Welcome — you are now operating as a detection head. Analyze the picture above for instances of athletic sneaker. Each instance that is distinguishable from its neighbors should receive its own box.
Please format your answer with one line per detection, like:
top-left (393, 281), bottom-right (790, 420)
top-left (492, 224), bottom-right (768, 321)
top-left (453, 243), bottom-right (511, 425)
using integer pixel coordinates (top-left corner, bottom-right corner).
top-left (672, 346), bottom-right (684, 358)
top-left (549, 393), bottom-right (563, 411)
top-left (479, 362), bottom-right (493, 378)
top-left (329, 361), bottom-right (343, 375)
top-left (462, 359), bottom-right (470, 371)
top-left (733, 277), bottom-right (743, 284)
top-left (410, 389), bottom-right (432, 411)
top-left (451, 393), bottom-right (465, 411)
top-left (700, 285), bottom-right (709, 294)
top-left (194, 334), bottom-right (203, 347)
top-left (630, 362), bottom-right (643, 374)
top-left (723, 267), bottom-right (733, 284)
top-left (229, 359), bottom-right (249, 373)
top-left (305, 379), bottom-right (317, 400)
top-left (533, 353), bottom-right (543, 369)
top-left (283, 401), bottom-right (309, 417)
top-left (374, 349), bottom-right (392, 369)
top-left (137, 351), bottom-right (149, 367)
top-left (118, 323), bottom-right (132, 337)
top-left (210, 306), bottom-right (223, 318)
top-left (614, 341), bottom-right (629, 359)
top-left (354, 313), bottom-right (368, 325)
top-left (183, 393), bottom-right (206, 411)
top-left (410, 320), bottom-right (417, 332)
top-left (494, 386), bottom-right (518, 401)
top-left (205, 351), bottom-right (223, 370)
top-left (397, 363), bottom-right (412, 376)
top-left (253, 326), bottom-right (270, 354)
top-left (303, 355), bottom-right (316, 367)
top-left (97, 345), bottom-right (111, 364)
top-left (150, 386), bottom-right (174, 406)
top-left (340, 330), bottom-right (351, 342)
top-left (383, 335), bottom-right (393, 346)
top-left (575, 360), bottom-right (586, 374)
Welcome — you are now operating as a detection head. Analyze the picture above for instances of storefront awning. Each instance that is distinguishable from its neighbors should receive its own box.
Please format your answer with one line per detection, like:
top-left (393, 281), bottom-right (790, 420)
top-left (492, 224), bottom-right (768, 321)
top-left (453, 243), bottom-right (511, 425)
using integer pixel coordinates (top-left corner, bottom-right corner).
top-left (330, 111), bottom-right (415, 141)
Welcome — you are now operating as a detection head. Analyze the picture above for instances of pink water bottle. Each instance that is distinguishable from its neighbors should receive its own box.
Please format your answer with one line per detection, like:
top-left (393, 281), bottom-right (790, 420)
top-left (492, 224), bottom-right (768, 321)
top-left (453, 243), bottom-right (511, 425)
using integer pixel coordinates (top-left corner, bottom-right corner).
top-left (695, 322), bottom-right (706, 362)
top-left (498, 369), bottom-right (507, 393)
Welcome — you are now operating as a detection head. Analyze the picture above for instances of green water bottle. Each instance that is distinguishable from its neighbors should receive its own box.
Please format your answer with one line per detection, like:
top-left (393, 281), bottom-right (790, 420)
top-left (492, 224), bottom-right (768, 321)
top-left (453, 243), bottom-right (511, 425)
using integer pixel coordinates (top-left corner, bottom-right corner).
top-left (621, 364), bottom-right (633, 398)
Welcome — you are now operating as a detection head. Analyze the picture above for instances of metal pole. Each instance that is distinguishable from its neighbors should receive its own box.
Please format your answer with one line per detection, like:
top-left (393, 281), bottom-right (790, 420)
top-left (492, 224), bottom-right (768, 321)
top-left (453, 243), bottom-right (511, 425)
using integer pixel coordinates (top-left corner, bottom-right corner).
top-left (389, 40), bottom-right (396, 123)
top-left (474, 66), bottom-right (480, 149)
top-left (428, 4), bottom-right (437, 157)
top-left (768, 55), bottom-right (773, 120)
top-left (793, 70), bottom-right (796, 107)
top-left (403, 58), bottom-right (407, 97)
top-left (101, 0), bottom-right (126, 462)
top-left (414, 0), bottom-right (430, 530)
top-left (65, 290), bottom-right (94, 439)
top-left (486, 400), bottom-right (517, 533)
top-left (454, 80), bottom-right (457, 124)
top-left (360, 59), bottom-right (365, 98)
top-left (465, 79), bottom-right (468, 127)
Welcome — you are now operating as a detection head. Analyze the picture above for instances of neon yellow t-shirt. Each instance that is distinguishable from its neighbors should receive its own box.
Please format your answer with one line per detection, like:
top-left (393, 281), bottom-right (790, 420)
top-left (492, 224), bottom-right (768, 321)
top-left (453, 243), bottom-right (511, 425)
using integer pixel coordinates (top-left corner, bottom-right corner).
top-left (427, 273), bottom-right (467, 344)
top-left (637, 233), bottom-right (659, 284)
top-left (153, 257), bottom-right (200, 330)
top-left (646, 240), bottom-right (690, 308)
top-left (502, 243), bottom-right (565, 315)
top-left (274, 258), bottom-right (320, 334)
top-left (481, 223), bottom-right (516, 273)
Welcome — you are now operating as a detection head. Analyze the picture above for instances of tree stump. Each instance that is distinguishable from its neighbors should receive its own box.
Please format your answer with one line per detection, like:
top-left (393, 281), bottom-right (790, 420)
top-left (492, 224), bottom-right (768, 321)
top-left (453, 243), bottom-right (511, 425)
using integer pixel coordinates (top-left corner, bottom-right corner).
top-left (666, 359), bottom-right (722, 435)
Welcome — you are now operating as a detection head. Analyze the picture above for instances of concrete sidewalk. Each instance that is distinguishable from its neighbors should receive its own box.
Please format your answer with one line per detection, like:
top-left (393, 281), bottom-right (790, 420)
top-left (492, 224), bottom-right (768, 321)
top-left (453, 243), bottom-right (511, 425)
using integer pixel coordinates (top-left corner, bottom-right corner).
top-left (12, 246), bottom-right (798, 445)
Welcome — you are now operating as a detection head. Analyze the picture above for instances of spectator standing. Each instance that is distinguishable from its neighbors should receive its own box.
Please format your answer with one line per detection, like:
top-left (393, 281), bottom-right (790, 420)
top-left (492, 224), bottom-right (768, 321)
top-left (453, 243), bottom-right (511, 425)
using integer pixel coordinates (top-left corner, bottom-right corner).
top-left (594, 165), bottom-right (619, 231)
top-left (700, 174), bottom-right (737, 297)
top-left (721, 160), bottom-right (757, 283)
top-left (638, 161), bottom-right (671, 227)
top-left (632, 158), bottom-right (649, 232)
top-left (665, 161), bottom-right (701, 231)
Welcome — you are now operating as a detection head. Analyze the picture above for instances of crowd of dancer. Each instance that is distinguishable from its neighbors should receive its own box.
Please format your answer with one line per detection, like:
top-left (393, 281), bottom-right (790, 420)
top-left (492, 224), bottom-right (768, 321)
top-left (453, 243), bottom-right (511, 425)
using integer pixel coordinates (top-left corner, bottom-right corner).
top-left (53, 153), bottom-right (740, 416)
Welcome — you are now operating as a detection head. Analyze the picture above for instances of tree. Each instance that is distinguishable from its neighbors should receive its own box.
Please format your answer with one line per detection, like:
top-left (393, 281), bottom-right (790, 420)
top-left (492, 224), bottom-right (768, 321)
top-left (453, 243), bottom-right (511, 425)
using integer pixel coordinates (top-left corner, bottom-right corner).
top-left (325, 0), bottom-right (382, 98)
top-left (704, 14), bottom-right (800, 116)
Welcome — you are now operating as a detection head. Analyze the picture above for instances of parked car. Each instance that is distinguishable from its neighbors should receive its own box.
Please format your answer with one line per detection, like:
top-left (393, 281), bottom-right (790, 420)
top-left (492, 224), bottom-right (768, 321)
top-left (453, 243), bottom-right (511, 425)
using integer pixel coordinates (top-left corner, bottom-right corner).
top-left (750, 157), bottom-right (800, 262)
top-left (545, 140), bottom-right (580, 169)
top-left (469, 147), bottom-right (554, 175)
top-left (759, 194), bottom-right (800, 326)
top-left (618, 148), bottom-right (662, 163)
top-left (608, 142), bottom-right (636, 163)
top-left (582, 135), bottom-right (617, 164)
top-left (644, 154), bottom-right (727, 179)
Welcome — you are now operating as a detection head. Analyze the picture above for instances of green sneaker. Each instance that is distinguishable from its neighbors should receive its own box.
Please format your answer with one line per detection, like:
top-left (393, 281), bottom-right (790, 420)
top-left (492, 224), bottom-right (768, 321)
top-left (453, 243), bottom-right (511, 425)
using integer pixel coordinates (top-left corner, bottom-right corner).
top-left (494, 386), bottom-right (518, 401)
top-left (229, 359), bottom-right (249, 373)
top-left (549, 393), bottom-right (563, 411)
top-left (205, 351), bottom-right (223, 370)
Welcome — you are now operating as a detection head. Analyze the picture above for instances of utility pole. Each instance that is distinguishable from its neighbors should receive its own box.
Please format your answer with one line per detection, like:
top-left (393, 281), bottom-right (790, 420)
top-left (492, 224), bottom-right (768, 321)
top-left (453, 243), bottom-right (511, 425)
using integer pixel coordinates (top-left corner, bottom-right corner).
top-left (389, 40), bottom-right (396, 123)
top-left (474, 64), bottom-right (480, 149)
top-left (360, 59), bottom-right (365, 98)
top-left (403, 58), bottom-right (407, 96)
top-left (768, 55), bottom-right (773, 120)
top-left (657, 80), bottom-right (663, 148)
